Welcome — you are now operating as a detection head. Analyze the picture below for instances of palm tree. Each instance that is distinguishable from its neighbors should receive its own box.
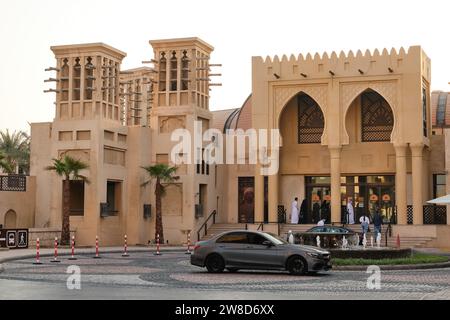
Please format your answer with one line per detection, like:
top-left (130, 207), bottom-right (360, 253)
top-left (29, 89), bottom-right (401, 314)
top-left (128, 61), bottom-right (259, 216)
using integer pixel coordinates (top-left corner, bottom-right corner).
top-left (45, 156), bottom-right (89, 245)
top-left (142, 164), bottom-right (179, 244)
top-left (0, 152), bottom-right (13, 173)
top-left (0, 130), bottom-right (30, 174)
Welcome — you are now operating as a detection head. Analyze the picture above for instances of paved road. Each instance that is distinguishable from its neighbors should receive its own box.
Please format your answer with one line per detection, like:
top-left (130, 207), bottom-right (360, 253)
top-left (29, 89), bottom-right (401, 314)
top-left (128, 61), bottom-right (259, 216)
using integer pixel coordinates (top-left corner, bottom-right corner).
top-left (0, 252), bottom-right (449, 300)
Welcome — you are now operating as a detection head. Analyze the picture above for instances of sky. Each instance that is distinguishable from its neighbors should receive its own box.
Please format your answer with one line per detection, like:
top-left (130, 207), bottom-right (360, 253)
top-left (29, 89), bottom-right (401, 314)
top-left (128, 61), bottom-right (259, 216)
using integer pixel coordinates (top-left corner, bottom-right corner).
top-left (0, 0), bottom-right (449, 133)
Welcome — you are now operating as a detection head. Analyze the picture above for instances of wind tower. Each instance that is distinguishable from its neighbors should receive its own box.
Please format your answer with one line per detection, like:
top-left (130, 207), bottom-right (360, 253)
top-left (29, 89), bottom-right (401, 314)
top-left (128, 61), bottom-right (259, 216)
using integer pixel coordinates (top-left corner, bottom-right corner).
top-left (147, 38), bottom-right (221, 243)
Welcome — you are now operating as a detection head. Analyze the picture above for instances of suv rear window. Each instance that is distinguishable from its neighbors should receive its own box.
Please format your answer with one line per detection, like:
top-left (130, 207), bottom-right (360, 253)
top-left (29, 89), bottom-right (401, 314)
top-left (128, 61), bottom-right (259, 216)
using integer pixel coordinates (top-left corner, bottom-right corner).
top-left (216, 232), bottom-right (248, 244)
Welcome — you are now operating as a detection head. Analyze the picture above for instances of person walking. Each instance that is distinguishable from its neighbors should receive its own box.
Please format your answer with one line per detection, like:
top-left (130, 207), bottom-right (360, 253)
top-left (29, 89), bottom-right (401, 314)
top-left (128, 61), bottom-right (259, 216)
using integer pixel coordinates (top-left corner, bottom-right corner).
top-left (347, 199), bottom-right (355, 224)
top-left (299, 199), bottom-right (307, 224)
top-left (373, 209), bottom-right (383, 236)
top-left (359, 213), bottom-right (370, 235)
top-left (290, 197), bottom-right (299, 224)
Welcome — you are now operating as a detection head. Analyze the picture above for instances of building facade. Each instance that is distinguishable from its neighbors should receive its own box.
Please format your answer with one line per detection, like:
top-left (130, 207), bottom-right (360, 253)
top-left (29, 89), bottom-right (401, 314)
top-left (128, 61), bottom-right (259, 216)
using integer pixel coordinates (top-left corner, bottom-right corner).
top-left (1, 37), bottom-right (449, 247)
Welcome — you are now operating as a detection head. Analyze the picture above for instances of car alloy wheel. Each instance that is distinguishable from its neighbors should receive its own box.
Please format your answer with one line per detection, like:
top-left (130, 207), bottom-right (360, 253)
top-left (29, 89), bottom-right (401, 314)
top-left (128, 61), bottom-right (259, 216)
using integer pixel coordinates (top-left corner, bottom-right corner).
top-left (287, 256), bottom-right (307, 275)
top-left (206, 254), bottom-right (225, 273)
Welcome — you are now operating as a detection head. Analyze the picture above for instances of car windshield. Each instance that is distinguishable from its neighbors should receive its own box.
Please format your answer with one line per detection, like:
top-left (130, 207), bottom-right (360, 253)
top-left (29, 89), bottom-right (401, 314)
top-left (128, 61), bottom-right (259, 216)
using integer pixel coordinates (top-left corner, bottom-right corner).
top-left (264, 232), bottom-right (288, 245)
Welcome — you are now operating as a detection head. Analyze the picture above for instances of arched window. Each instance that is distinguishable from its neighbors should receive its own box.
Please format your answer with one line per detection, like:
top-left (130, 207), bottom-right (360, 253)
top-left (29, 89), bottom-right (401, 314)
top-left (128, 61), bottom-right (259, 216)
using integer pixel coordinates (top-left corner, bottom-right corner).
top-left (361, 90), bottom-right (394, 142)
top-left (298, 94), bottom-right (324, 144)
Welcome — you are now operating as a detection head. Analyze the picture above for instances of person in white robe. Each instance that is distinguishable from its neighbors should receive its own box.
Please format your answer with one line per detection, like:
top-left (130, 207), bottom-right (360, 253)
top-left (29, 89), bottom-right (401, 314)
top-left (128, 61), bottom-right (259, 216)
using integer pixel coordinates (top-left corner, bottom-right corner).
top-left (347, 199), bottom-right (355, 224)
top-left (291, 198), bottom-right (299, 224)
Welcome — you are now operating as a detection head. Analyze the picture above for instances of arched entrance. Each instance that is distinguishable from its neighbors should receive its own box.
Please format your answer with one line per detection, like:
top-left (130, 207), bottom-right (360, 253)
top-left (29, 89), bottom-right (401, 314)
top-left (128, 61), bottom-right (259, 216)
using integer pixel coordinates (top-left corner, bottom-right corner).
top-left (4, 210), bottom-right (17, 229)
top-left (343, 89), bottom-right (396, 223)
top-left (279, 92), bottom-right (327, 224)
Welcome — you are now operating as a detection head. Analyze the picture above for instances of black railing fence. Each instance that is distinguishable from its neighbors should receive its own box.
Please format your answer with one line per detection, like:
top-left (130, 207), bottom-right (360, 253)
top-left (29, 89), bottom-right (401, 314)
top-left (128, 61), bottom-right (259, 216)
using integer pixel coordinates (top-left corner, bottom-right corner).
top-left (0, 175), bottom-right (26, 192)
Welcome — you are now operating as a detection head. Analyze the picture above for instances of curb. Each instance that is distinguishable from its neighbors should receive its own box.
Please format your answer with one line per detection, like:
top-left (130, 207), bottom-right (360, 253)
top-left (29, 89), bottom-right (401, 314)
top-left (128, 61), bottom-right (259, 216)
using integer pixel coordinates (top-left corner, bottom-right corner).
top-left (333, 260), bottom-right (450, 271)
top-left (0, 247), bottom-right (188, 265)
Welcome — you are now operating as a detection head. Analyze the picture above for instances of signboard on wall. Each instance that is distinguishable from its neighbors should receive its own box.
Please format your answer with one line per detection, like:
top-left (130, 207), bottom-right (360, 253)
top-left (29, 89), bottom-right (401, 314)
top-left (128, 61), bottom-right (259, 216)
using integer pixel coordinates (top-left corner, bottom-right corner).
top-left (0, 229), bottom-right (28, 249)
top-left (0, 229), bottom-right (6, 248)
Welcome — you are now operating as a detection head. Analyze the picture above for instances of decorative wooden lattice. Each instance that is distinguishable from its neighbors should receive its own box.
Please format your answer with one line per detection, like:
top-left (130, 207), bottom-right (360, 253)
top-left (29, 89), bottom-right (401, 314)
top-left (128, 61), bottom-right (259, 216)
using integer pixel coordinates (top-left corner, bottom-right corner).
top-left (423, 205), bottom-right (447, 225)
top-left (0, 175), bottom-right (26, 192)
top-left (407, 205), bottom-right (413, 225)
top-left (298, 94), bottom-right (324, 144)
top-left (361, 91), bottom-right (394, 142)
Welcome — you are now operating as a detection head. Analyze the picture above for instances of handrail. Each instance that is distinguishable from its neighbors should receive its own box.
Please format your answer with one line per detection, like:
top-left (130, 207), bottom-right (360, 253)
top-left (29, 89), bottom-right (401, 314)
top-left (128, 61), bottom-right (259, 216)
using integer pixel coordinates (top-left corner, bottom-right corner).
top-left (257, 222), bottom-right (264, 231)
top-left (196, 210), bottom-right (216, 242)
top-left (385, 222), bottom-right (392, 247)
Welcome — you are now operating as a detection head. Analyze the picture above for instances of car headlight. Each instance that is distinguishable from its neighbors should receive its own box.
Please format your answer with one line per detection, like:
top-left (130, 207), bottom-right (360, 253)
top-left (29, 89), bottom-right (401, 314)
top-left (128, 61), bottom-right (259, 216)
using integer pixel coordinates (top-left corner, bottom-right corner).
top-left (306, 252), bottom-right (321, 258)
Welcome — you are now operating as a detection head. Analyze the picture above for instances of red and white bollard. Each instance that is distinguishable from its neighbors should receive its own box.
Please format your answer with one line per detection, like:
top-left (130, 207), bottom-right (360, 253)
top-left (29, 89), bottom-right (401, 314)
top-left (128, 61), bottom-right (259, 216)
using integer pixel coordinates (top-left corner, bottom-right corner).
top-left (154, 234), bottom-right (161, 256)
top-left (185, 232), bottom-right (192, 255)
top-left (122, 235), bottom-right (129, 257)
top-left (33, 238), bottom-right (42, 265)
top-left (68, 235), bottom-right (77, 260)
top-left (51, 237), bottom-right (60, 263)
top-left (93, 235), bottom-right (101, 259)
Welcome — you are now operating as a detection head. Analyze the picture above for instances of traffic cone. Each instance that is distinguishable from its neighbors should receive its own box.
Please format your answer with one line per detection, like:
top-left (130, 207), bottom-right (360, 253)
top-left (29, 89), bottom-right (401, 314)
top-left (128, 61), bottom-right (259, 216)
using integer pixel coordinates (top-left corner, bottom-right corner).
top-left (396, 234), bottom-right (401, 248)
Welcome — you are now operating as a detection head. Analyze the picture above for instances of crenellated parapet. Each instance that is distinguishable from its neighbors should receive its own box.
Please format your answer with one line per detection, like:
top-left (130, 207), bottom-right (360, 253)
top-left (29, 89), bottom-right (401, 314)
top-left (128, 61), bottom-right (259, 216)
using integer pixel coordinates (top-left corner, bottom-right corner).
top-left (253, 46), bottom-right (430, 81)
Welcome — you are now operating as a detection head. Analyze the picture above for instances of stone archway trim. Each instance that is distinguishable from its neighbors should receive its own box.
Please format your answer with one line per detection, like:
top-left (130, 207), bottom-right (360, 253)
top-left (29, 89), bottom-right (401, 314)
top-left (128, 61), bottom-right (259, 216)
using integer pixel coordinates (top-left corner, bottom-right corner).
top-left (274, 84), bottom-right (328, 144)
top-left (340, 81), bottom-right (398, 145)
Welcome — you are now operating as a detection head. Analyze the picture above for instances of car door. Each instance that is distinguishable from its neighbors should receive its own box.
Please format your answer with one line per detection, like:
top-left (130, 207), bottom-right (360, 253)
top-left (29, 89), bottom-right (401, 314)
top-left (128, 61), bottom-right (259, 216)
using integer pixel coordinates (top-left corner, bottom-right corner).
top-left (242, 233), bottom-right (284, 268)
top-left (214, 232), bottom-right (248, 267)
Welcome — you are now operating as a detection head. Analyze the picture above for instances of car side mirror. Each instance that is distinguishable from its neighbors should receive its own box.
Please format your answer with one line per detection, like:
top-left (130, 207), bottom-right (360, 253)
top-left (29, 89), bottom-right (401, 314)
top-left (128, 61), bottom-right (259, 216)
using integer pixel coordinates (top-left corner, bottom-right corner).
top-left (262, 240), bottom-right (273, 247)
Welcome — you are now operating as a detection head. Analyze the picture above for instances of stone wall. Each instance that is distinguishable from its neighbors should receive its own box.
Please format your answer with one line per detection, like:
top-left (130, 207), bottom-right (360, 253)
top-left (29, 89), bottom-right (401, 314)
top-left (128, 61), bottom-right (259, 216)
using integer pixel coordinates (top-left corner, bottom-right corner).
top-left (29, 228), bottom-right (76, 248)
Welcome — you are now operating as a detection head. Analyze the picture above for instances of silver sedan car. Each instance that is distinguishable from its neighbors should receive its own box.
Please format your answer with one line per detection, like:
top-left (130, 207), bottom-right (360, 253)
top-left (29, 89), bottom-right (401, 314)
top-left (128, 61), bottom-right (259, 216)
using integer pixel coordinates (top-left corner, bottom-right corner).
top-left (190, 230), bottom-right (332, 275)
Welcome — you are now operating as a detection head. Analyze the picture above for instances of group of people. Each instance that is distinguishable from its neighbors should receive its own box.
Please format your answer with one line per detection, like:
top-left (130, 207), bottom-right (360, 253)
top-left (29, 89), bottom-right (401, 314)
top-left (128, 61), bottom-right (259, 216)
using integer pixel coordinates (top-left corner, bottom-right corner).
top-left (290, 197), bottom-right (330, 224)
top-left (346, 198), bottom-right (384, 235)
top-left (290, 197), bottom-right (384, 236)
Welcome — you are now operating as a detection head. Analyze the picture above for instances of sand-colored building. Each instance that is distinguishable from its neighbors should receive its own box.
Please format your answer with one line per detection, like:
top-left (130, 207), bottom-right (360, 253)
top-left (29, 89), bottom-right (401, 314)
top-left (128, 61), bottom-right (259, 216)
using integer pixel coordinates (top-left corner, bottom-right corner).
top-left (1, 37), bottom-right (449, 248)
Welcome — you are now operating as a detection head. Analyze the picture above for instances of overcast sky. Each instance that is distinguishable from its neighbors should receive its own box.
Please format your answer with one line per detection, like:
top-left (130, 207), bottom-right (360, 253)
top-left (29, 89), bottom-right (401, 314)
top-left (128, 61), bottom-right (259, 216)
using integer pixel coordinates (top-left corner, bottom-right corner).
top-left (1, 0), bottom-right (449, 132)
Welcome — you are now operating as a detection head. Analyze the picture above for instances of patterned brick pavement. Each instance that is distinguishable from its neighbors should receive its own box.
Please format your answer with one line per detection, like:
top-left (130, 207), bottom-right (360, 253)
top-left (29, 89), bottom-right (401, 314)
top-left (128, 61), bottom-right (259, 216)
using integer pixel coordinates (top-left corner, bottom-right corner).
top-left (0, 252), bottom-right (449, 299)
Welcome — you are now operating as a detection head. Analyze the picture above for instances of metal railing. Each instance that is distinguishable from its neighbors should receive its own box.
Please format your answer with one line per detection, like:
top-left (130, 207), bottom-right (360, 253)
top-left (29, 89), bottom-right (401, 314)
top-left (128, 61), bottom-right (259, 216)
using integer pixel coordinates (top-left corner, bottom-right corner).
top-left (197, 210), bottom-right (216, 242)
top-left (0, 175), bottom-right (26, 192)
top-left (385, 223), bottom-right (392, 247)
top-left (256, 222), bottom-right (264, 231)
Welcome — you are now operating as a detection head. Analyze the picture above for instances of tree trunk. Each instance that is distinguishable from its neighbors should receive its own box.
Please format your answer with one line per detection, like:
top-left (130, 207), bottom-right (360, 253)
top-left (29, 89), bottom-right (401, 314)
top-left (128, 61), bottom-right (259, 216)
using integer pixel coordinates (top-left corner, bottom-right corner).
top-left (155, 178), bottom-right (164, 244)
top-left (61, 178), bottom-right (71, 245)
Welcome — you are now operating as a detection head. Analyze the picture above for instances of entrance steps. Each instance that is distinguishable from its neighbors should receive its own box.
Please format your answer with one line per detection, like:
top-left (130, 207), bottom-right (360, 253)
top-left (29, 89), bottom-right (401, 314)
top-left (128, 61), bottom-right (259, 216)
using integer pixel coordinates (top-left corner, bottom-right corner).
top-left (200, 223), bottom-right (247, 241)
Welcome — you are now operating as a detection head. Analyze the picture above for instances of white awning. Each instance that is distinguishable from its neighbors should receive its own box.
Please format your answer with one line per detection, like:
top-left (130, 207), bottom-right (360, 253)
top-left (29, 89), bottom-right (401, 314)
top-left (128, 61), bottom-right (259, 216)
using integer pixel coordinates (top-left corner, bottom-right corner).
top-left (427, 194), bottom-right (450, 204)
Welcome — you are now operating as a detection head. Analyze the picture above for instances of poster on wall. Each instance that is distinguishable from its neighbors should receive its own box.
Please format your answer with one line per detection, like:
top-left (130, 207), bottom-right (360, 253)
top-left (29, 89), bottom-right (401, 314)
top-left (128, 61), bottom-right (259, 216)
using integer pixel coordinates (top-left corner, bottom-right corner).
top-left (0, 229), bottom-right (6, 248)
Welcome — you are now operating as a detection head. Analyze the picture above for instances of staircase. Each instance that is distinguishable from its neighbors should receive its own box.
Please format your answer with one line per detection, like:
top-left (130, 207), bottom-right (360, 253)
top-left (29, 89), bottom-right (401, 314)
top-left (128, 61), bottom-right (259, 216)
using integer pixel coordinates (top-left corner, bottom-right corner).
top-left (200, 223), bottom-right (247, 241)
